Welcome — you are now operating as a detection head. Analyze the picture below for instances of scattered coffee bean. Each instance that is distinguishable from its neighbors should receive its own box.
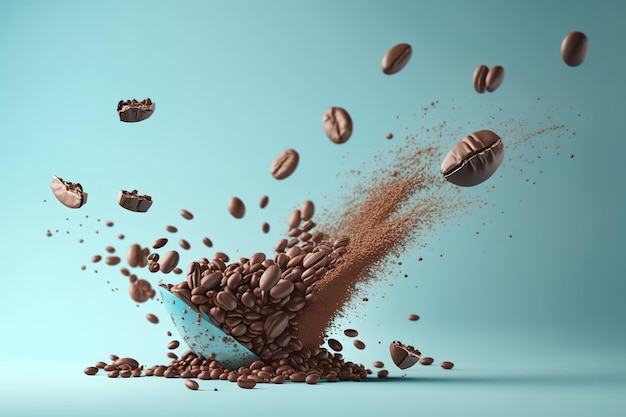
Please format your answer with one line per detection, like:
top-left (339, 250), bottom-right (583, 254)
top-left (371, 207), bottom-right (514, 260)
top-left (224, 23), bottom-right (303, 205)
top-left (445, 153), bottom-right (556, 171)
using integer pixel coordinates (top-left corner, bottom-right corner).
top-left (84, 367), bottom-right (98, 375)
top-left (227, 197), bottom-right (246, 219)
top-left (441, 361), bottom-right (455, 370)
top-left (381, 43), bottom-right (412, 75)
top-left (260, 195), bottom-right (269, 209)
top-left (377, 369), bottom-right (389, 378)
top-left (159, 250), bottom-right (180, 274)
top-left (202, 237), bottom-right (213, 248)
top-left (146, 313), bottom-right (159, 324)
top-left (92, 255), bottom-right (102, 263)
top-left (185, 379), bottom-right (199, 390)
top-left (408, 314), bottom-right (420, 321)
top-left (167, 340), bottom-right (180, 350)
top-left (153, 238), bottom-right (168, 249)
top-left (179, 239), bottom-right (190, 250)
top-left (105, 246), bottom-right (115, 254)
top-left (419, 357), bottom-right (434, 365)
top-left (473, 64), bottom-right (489, 93)
top-left (328, 338), bottom-right (343, 352)
top-left (301, 200), bottom-right (315, 221)
top-left (180, 209), bottom-right (194, 220)
top-left (373, 361), bottom-right (384, 368)
top-left (105, 256), bottom-right (121, 266)
top-left (237, 376), bottom-right (257, 389)
top-left (166, 225), bottom-right (178, 233)
top-left (305, 373), bottom-right (320, 384)
top-left (262, 222), bottom-right (270, 233)
top-left (353, 340), bottom-right (366, 350)
top-left (270, 148), bottom-right (299, 180)
top-left (344, 329), bottom-right (358, 337)
top-left (485, 65), bottom-right (504, 92)
top-left (440, 130), bottom-right (504, 187)
top-left (322, 107), bottom-right (353, 144)
top-left (126, 243), bottom-right (141, 268)
top-left (561, 31), bottom-right (588, 67)
top-left (386, 133), bottom-right (393, 139)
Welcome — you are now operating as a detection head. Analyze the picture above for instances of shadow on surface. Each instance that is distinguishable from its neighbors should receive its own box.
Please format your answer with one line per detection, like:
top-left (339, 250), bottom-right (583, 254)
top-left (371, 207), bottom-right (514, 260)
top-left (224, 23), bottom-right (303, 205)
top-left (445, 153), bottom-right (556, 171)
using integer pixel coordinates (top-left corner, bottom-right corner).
top-left (361, 372), bottom-right (626, 387)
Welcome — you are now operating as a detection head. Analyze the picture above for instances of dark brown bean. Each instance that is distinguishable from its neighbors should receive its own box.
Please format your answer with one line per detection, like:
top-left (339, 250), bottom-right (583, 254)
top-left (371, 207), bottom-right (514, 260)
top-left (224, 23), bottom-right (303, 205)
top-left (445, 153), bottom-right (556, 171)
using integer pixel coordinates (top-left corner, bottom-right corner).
top-left (227, 196), bottom-right (245, 219)
top-left (561, 31), bottom-right (588, 67)
top-left (84, 367), bottom-right (98, 375)
top-left (105, 256), bottom-right (120, 266)
top-left (377, 369), bottom-right (389, 378)
top-left (440, 130), bottom-right (504, 187)
top-left (185, 379), bottom-right (199, 390)
top-left (126, 243), bottom-right (141, 267)
top-left (167, 340), bottom-right (180, 350)
top-left (259, 195), bottom-right (269, 208)
top-left (344, 329), bottom-right (358, 337)
top-left (237, 376), bottom-right (257, 389)
top-left (305, 373), bottom-right (320, 384)
top-left (381, 43), bottom-right (412, 75)
top-left (353, 340), bottom-right (366, 350)
top-left (179, 239), bottom-right (190, 250)
top-left (408, 314), bottom-right (420, 321)
top-left (301, 200), bottom-right (315, 221)
top-left (485, 65), bottom-right (504, 92)
top-left (202, 237), bottom-right (213, 248)
top-left (159, 250), bottom-right (180, 274)
top-left (373, 361), bottom-right (384, 368)
top-left (441, 361), bottom-right (455, 370)
top-left (473, 64), bottom-right (488, 93)
top-left (146, 313), bottom-right (159, 324)
top-left (322, 107), bottom-right (352, 144)
top-left (271, 149), bottom-right (299, 180)
top-left (328, 338), bottom-right (343, 352)
top-left (419, 357), bottom-right (434, 365)
top-left (180, 209), bottom-right (194, 220)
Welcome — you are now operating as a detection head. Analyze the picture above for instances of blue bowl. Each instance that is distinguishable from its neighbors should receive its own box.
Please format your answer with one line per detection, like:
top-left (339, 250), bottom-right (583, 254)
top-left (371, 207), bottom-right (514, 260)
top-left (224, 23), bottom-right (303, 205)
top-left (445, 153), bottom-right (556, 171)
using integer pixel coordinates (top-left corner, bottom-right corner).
top-left (159, 287), bottom-right (259, 369)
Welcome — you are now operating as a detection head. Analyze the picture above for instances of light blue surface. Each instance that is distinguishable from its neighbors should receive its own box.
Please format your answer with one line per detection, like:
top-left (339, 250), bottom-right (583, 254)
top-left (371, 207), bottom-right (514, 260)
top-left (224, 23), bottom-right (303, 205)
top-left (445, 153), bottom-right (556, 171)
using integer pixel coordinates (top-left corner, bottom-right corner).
top-left (1, 1), bottom-right (624, 416)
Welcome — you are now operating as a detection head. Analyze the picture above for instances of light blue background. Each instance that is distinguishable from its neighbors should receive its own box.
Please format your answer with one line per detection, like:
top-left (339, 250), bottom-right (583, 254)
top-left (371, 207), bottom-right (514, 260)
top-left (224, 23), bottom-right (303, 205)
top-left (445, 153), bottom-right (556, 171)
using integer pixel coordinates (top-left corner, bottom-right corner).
top-left (1, 1), bottom-right (624, 416)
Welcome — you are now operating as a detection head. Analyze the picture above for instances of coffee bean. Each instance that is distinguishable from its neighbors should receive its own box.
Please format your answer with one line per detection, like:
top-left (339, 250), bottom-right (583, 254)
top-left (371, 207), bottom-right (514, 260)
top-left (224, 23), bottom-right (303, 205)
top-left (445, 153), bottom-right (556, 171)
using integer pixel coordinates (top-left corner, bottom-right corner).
top-left (152, 238), bottom-right (168, 249)
top-left (270, 148), bottom-right (299, 180)
top-left (561, 31), bottom-right (588, 67)
top-left (146, 313), bottom-right (159, 324)
top-left (322, 107), bottom-right (353, 144)
top-left (344, 329), bottom-right (358, 337)
top-left (180, 209), bottom-right (194, 220)
top-left (227, 197), bottom-right (246, 219)
top-left (305, 373), bottom-right (320, 384)
top-left (386, 133), bottom-right (393, 139)
top-left (105, 246), bottom-right (115, 254)
top-left (105, 256), bottom-right (121, 266)
top-left (107, 370), bottom-right (119, 378)
top-left (288, 209), bottom-right (301, 228)
top-left (373, 361), bottom-right (384, 368)
top-left (381, 43), bottom-right (412, 75)
top-left (92, 255), bottom-right (102, 263)
top-left (262, 222), bottom-right (270, 233)
top-left (167, 340), bottom-right (180, 350)
top-left (259, 264), bottom-right (282, 292)
top-left (441, 361), bottom-right (455, 369)
top-left (389, 341), bottom-right (421, 370)
top-left (259, 195), bottom-right (269, 209)
top-left (179, 239), bottom-right (190, 250)
top-left (419, 357), bottom-right (434, 366)
top-left (84, 366), bottom-right (98, 375)
top-left (269, 279), bottom-right (294, 299)
top-left (126, 244), bottom-right (141, 267)
top-left (237, 376), bottom-right (257, 389)
top-left (264, 311), bottom-right (289, 339)
top-left (202, 237), bottom-right (213, 248)
top-left (473, 64), bottom-right (489, 93)
top-left (300, 200), bottom-right (315, 221)
top-left (129, 279), bottom-right (154, 302)
top-left (289, 371), bottom-right (307, 382)
top-left (408, 314), bottom-right (420, 321)
top-left (114, 357), bottom-right (139, 369)
top-left (440, 130), bottom-right (504, 187)
top-left (485, 65), bottom-right (504, 92)
top-left (353, 340), bottom-right (366, 350)
top-left (377, 369), bottom-right (389, 378)
top-left (159, 250), bottom-right (180, 274)
top-left (327, 338), bottom-right (343, 352)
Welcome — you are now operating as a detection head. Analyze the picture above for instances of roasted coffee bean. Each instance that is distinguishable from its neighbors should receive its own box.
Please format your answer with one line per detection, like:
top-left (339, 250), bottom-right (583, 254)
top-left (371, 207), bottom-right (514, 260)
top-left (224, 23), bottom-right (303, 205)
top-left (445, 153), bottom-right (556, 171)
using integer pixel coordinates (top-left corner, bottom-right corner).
top-left (159, 250), bottom-right (180, 274)
top-left (373, 361), bottom-right (384, 368)
top-left (473, 64), bottom-right (489, 93)
top-left (301, 200), bottom-right (315, 221)
top-left (269, 279), bottom-right (294, 299)
top-left (84, 366), bottom-right (98, 375)
top-left (289, 371), bottom-right (307, 382)
top-left (353, 340), bottom-right (366, 350)
top-left (166, 225), bottom-right (178, 233)
top-left (381, 43), bottom-right (412, 75)
top-left (441, 130), bottom-right (504, 187)
top-left (236, 376), bottom-right (257, 389)
top-left (105, 256), bottom-right (120, 266)
top-left (179, 239), bottom-right (190, 250)
top-left (202, 237), bottom-right (213, 248)
top-left (227, 197), bottom-right (246, 219)
top-left (146, 313), bottom-right (159, 324)
top-left (377, 369), bottom-right (389, 378)
top-left (105, 246), bottom-right (115, 254)
top-left (485, 65), bottom-right (504, 92)
top-left (328, 338), bottom-right (343, 352)
top-left (184, 379), bottom-right (199, 390)
top-left (264, 311), bottom-right (289, 339)
top-left (389, 341), bottom-right (421, 370)
top-left (180, 209), bottom-right (194, 220)
top-left (260, 195), bottom-right (269, 208)
top-left (92, 255), bottom-right (102, 263)
top-left (167, 340), bottom-right (180, 350)
top-left (271, 148), bottom-right (299, 180)
top-left (126, 244), bottom-right (141, 267)
top-left (441, 361), bottom-right (455, 369)
top-left (561, 31), bottom-right (588, 67)
top-left (419, 357), bottom-right (434, 365)
top-left (129, 279), bottom-right (154, 303)
top-left (262, 222), bottom-right (270, 233)
top-left (259, 264), bottom-right (282, 292)
top-left (305, 373), bottom-right (320, 384)
top-left (107, 370), bottom-right (119, 378)
top-left (408, 314), bottom-right (420, 321)
top-left (322, 107), bottom-right (353, 144)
